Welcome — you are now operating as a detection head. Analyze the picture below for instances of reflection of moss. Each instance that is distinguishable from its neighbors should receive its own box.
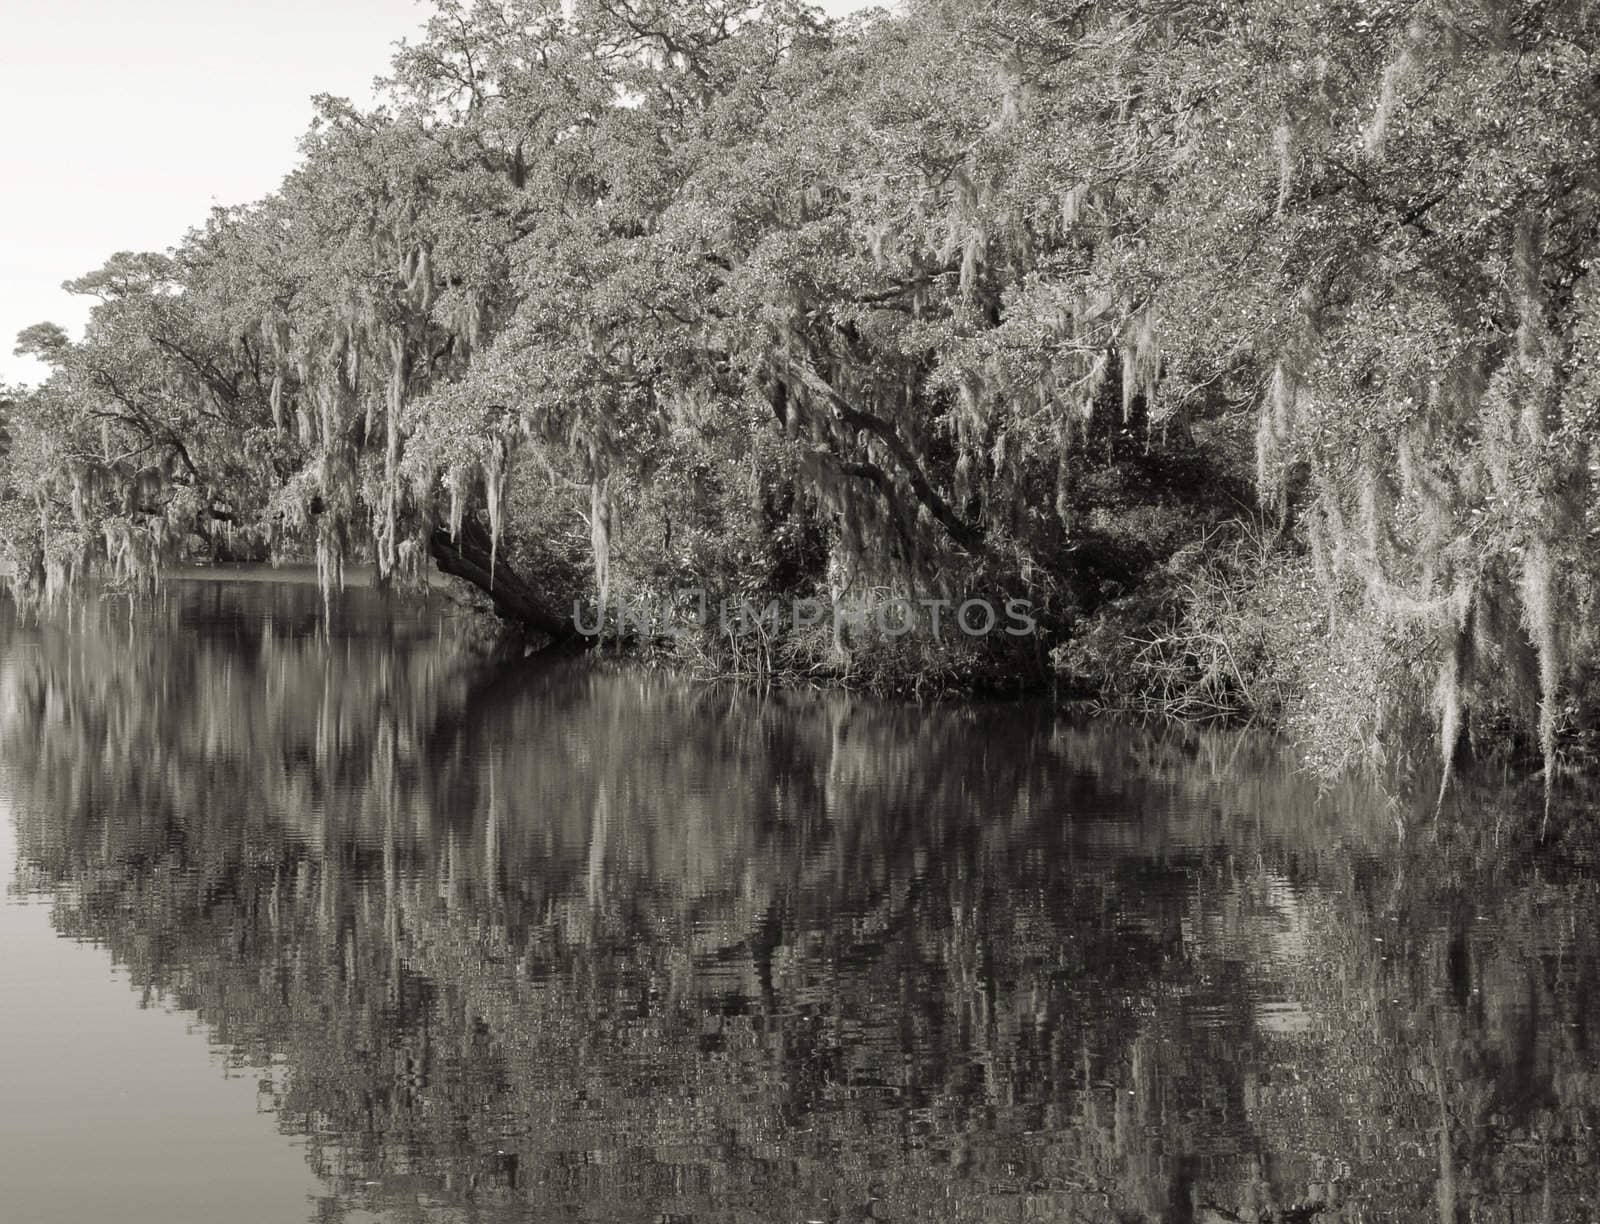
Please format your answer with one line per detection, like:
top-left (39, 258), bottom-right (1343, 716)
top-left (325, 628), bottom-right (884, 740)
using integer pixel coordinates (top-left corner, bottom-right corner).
top-left (5, 583), bottom-right (1600, 1221)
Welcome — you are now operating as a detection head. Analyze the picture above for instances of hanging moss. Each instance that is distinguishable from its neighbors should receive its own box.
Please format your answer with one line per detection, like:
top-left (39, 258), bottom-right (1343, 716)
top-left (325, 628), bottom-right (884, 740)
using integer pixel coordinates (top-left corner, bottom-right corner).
top-left (1273, 121), bottom-right (1293, 216)
top-left (1519, 539), bottom-right (1560, 797)
top-left (483, 437), bottom-right (508, 586)
top-left (1362, 27), bottom-right (1423, 158)
top-left (1120, 311), bottom-right (1159, 422)
top-left (590, 475), bottom-right (613, 612)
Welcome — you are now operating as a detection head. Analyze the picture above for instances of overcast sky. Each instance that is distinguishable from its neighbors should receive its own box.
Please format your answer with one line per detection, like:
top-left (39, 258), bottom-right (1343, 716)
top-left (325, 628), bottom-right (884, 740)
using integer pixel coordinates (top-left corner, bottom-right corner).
top-left (0, 0), bottom-right (877, 387)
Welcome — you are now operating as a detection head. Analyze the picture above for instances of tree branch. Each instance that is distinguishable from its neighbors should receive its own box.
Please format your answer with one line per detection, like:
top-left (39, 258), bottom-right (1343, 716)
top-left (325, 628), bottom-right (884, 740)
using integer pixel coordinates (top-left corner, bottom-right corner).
top-left (785, 354), bottom-right (987, 555)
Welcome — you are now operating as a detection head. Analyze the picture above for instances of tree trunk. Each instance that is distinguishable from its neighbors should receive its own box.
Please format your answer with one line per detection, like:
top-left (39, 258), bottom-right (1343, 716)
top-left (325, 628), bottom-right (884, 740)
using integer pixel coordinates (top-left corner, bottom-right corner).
top-left (428, 517), bottom-right (590, 648)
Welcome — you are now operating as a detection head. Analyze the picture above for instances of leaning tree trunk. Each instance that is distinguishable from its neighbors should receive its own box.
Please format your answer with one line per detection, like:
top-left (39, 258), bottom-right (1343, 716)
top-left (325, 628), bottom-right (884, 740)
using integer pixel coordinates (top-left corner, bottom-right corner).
top-left (428, 516), bottom-right (590, 648)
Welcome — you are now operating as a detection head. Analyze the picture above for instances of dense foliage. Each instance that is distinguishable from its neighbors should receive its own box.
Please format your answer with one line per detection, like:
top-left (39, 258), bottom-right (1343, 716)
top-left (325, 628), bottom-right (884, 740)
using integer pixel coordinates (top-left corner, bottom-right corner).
top-left (5, 0), bottom-right (1599, 776)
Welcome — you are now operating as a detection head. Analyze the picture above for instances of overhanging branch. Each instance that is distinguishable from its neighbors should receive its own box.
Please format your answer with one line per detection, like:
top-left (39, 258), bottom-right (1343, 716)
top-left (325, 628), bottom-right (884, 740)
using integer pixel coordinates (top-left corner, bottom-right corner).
top-left (785, 354), bottom-right (987, 556)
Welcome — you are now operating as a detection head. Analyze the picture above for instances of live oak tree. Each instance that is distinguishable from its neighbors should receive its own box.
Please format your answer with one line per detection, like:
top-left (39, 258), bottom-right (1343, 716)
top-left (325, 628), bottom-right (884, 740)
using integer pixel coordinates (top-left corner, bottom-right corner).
top-left (8, 251), bottom-right (292, 596)
top-left (1112, 0), bottom-right (1600, 788)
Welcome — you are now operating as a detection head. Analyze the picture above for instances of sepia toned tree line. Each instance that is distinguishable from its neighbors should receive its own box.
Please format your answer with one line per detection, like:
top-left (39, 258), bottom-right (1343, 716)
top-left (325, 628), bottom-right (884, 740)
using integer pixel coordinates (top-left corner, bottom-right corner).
top-left (4, 0), bottom-right (1598, 774)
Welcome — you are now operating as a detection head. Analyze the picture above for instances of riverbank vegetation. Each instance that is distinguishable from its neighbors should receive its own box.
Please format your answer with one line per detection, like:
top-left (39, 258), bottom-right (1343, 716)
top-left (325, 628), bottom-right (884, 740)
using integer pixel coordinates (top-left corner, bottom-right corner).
top-left (4, 0), bottom-right (1599, 783)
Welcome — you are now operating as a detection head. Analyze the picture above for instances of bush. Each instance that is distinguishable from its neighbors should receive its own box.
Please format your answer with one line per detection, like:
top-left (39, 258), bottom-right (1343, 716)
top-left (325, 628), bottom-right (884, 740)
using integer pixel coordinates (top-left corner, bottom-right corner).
top-left (1054, 518), bottom-right (1318, 719)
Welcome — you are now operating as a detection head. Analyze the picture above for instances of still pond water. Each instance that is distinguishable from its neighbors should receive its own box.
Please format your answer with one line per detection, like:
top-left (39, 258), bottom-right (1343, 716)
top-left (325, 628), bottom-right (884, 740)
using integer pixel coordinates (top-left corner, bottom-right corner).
top-left (1, 579), bottom-right (1598, 1223)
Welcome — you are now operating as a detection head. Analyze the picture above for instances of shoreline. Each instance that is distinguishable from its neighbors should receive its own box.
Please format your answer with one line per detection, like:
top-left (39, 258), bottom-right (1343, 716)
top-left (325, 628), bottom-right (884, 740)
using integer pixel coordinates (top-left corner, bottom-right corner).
top-left (4, 563), bottom-right (1589, 785)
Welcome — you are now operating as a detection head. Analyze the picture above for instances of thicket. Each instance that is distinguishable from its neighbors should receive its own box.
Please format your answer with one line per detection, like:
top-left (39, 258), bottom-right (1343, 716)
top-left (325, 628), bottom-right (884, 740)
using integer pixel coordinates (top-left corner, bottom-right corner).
top-left (3, 0), bottom-right (1598, 783)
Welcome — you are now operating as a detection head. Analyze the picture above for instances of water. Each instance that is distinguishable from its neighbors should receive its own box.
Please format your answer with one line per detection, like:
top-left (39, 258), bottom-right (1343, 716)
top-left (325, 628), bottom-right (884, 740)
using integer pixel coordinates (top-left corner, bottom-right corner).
top-left (2, 580), bottom-right (1598, 1223)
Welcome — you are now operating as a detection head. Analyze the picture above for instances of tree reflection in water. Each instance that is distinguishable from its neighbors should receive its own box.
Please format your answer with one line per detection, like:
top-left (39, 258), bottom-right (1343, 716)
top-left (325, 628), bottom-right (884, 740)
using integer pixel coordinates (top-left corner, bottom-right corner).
top-left (2, 583), bottom-right (1598, 1223)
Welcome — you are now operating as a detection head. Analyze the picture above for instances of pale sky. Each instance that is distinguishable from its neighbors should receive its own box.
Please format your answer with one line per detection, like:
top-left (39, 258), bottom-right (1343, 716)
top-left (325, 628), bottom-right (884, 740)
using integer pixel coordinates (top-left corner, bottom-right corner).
top-left (0, 0), bottom-right (877, 388)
